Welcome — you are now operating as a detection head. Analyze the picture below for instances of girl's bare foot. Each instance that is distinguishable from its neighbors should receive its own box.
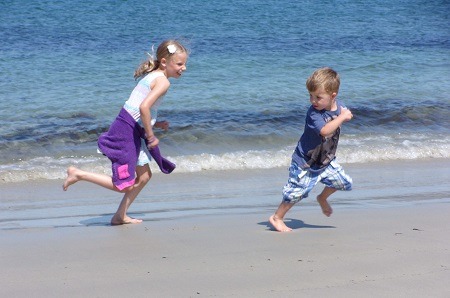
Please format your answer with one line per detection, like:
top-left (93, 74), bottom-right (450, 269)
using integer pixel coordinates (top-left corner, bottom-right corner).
top-left (63, 166), bottom-right (80, 191)
top-left (317, 195), bottom-right (333, 217)
top-left (269, 215), bottom-right (292, 232)
top-left (111, 214), bottom-right (143, 226)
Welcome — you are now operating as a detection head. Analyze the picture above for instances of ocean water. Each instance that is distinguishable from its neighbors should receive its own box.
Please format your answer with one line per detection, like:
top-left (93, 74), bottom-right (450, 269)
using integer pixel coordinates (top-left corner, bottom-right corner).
top-left (1, 0), bottom-right (449, 183)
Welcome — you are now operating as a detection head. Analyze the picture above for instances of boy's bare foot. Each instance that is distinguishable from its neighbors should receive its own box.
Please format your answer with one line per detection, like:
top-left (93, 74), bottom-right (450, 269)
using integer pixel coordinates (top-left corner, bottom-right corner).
top-left (317, 195), bottom-right (333, 217)
top-left (63, 166), bottom-right (80, 191)
top-left (111, 214), bottom-right (143, 226)
top-left (269, 215), bottom-right (292, 232)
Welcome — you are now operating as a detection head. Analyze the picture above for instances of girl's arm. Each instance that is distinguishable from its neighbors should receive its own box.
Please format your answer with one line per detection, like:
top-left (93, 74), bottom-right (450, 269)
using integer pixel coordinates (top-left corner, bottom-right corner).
top-left (140, 76), bottom-right (171, 147)
top-left (320, 107), bottom-right (353, 137)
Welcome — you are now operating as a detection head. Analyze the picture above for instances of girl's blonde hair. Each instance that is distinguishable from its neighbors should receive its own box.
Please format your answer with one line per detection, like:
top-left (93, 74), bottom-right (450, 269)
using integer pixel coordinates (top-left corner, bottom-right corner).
top-left (134, 39), bottom-right (189, 80)
top-left (306, 67), bottom-right (340, 94)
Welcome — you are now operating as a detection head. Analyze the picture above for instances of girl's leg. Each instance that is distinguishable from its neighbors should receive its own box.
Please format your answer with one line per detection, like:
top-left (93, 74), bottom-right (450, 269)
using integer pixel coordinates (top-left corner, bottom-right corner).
top-left (63, 166), bottom-right (117, 191)
top-left (317, 186), bottom-right (336, 217)
top-left (111, 164), bottom-right (152, 225)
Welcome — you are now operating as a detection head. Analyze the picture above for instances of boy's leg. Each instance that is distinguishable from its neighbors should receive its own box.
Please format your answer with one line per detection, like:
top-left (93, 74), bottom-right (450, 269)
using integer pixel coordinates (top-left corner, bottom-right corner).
top-left (317, 186), bottom-right (336, 217)
top-left (269, 202), bottom-right (294, 232)
top-left (269, 163), bottom-right (317, 232)
top-left (317, 160), bottom-right (352, 217)
top-left (111, 164), bottom-right (152, 225)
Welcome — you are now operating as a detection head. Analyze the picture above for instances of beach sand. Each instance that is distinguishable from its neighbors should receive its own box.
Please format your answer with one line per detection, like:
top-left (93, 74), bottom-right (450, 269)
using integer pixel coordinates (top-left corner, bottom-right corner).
top-left (1, 159), bottom-right (449, 297)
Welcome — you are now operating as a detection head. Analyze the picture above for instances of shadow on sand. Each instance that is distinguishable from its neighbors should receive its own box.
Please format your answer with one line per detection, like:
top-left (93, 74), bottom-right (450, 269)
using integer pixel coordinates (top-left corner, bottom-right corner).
top-left (259, 218), bottom-right (335, 231)
top-left (79, 215), bottom-right (113, 227)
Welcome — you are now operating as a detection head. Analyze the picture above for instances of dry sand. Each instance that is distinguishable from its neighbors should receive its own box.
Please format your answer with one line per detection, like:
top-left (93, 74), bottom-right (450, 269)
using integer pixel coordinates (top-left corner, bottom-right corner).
top-left (1, 159), bottom-right (449, 297)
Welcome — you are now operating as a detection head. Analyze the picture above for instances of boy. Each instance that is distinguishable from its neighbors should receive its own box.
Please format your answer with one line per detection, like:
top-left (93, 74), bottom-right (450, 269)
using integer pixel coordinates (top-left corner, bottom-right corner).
top-left (269, 67), bottom-right (353, 232)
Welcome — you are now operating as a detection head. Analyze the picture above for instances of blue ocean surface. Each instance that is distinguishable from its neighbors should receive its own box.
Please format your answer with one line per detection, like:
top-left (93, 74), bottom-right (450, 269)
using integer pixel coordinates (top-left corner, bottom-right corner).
top-left (1, 0), bottom-right (449, 183)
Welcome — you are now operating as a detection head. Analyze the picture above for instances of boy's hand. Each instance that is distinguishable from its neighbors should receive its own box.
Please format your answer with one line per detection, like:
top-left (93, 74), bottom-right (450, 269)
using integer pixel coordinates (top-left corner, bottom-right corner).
top-left (340, 107), bottom-right (353, 122)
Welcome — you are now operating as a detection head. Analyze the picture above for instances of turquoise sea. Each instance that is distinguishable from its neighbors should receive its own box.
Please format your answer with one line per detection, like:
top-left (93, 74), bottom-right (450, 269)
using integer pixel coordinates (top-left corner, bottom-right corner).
top-left (1, 0), bottom-right (449, 183)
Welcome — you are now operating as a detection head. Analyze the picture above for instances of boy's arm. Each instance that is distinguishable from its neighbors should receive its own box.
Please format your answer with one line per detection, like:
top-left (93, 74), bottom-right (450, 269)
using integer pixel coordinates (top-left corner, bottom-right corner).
top-left (320, 107), bottom-right (353, 137)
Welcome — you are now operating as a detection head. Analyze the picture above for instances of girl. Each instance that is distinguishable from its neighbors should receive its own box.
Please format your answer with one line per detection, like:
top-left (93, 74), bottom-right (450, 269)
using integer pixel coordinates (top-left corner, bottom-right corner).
top-left (63, 39), bottom-right (188, 225)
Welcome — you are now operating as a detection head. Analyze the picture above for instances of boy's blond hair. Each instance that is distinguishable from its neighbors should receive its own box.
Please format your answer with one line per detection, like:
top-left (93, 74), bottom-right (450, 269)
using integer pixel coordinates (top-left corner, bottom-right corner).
top-left (306, 67), bottom-right (340, 94)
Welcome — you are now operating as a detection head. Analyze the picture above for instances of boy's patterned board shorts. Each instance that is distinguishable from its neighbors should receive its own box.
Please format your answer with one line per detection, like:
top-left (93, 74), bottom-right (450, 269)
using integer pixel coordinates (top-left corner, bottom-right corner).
top-left (282, 160), bottom-right (352, 204)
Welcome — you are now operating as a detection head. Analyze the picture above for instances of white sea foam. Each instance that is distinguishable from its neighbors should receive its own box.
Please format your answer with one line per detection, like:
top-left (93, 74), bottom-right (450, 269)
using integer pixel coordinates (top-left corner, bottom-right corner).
top-left (1, 139), bottom-right (448, 183)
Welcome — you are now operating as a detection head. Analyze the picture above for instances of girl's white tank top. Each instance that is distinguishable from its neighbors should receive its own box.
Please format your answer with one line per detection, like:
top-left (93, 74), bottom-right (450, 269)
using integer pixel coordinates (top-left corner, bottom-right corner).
top-left (123, 71), bottom-right (165, 125)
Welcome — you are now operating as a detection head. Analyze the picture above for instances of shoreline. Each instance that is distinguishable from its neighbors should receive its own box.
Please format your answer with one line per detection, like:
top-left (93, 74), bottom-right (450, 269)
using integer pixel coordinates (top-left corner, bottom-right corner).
top-left (0, 158), bottom-right (449, 230)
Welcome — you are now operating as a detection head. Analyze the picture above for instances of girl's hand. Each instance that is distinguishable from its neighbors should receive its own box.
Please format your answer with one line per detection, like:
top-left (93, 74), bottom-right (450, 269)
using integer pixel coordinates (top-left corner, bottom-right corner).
top-left (154, 121), bottom-right (169, 131)
top-left (146, 135), bottom-right (159, 149)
